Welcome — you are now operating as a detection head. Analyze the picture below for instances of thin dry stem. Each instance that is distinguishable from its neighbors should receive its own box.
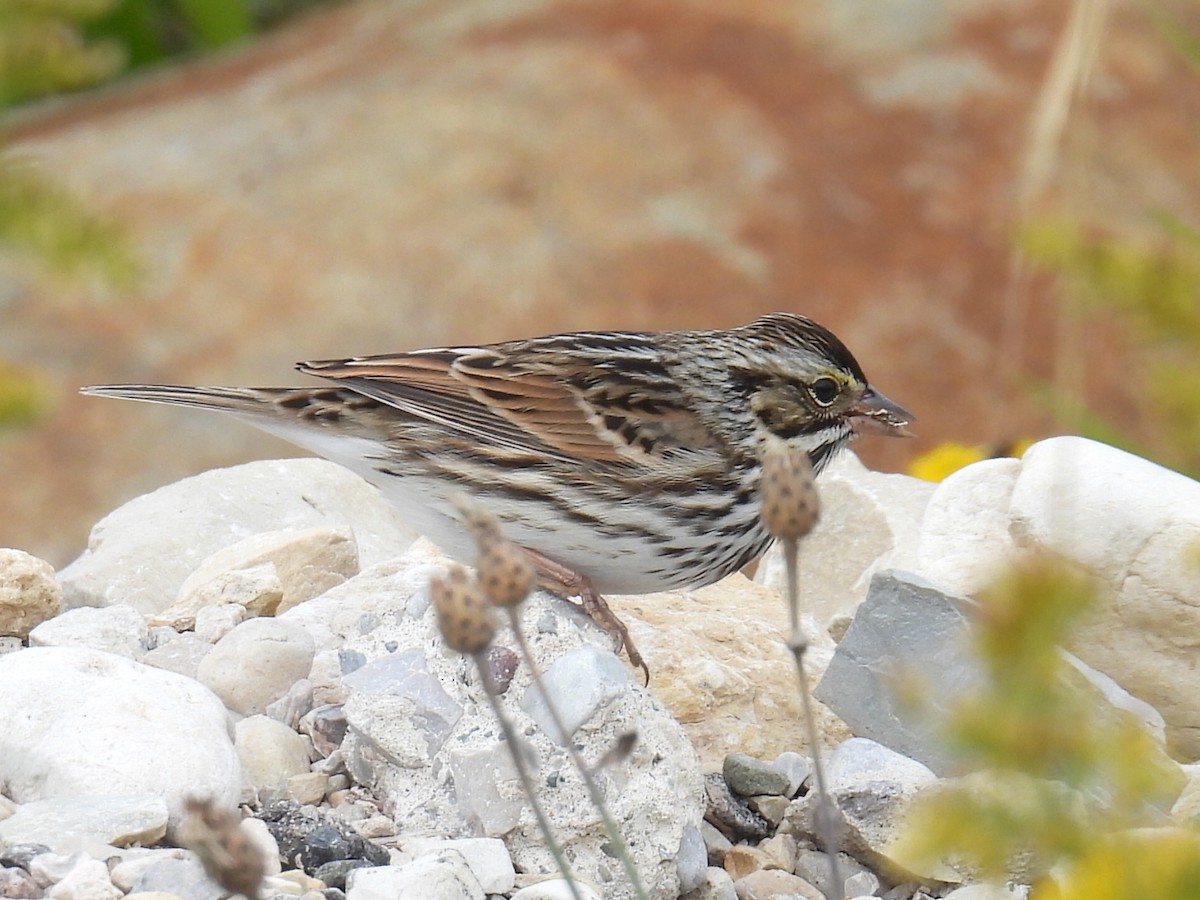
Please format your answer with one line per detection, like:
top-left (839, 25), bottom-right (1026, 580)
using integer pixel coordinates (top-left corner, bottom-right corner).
top-left (505, 607), bottom-right (650, 900)
top-left (783, 537), bottom-right (843, 900)
top-left (470, 650), bottom-right (585, 900)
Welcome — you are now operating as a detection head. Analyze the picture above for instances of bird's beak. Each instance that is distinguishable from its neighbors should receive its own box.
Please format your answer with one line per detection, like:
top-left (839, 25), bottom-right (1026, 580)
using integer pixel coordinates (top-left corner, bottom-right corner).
top-left (848, 387), bottom-right (915, 438)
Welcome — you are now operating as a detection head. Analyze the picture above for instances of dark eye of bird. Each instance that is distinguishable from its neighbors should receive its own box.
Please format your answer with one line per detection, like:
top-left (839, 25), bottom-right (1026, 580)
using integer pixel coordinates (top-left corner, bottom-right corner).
top-left (809, 377), bottom-right (839, 407)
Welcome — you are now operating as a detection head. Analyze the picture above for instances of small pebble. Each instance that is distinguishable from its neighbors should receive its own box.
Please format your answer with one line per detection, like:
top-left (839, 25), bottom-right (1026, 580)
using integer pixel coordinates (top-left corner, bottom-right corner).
top-left (0, 866), bottom-right (42, 899)
top-left (486, 646), bottom-right (521, 693)
top-left (723, 753), bottom-right (791, 798)
top-left (704, 774), bottom-right (770, 841)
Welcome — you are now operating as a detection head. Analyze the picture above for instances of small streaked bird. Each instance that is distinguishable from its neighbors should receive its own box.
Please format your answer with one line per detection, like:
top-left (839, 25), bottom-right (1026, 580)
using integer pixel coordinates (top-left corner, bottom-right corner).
top-left (84, 313), bottom-right (912, 675)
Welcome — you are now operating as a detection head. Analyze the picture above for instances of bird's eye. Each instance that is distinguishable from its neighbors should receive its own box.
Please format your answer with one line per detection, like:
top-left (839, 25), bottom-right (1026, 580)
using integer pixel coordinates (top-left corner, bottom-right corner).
top-left (809, 377), bottom-right (839, 407)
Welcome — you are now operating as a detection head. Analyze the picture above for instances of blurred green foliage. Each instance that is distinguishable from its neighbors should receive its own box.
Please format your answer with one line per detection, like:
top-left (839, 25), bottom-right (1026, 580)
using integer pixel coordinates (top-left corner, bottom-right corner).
top-left (0, 0), bottom-right (327, 428)
top-left (1019, 216), bottom-right (1200, 477)
top-left (898, 555), bottom-right (1197, 897)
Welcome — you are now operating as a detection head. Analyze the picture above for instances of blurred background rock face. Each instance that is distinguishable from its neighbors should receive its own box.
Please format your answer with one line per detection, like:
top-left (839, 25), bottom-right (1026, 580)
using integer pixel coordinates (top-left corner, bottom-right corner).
top-left (1, 0), bottom-right (1197, 565)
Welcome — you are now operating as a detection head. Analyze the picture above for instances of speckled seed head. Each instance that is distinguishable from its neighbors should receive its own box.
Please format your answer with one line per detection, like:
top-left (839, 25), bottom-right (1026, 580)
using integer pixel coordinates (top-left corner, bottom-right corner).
top-left (758, 443), bottom-right (820, 540)
top-left (431, 564), bottom-right (495, 654)
top-left (478, 537), bottom-right (535, 608)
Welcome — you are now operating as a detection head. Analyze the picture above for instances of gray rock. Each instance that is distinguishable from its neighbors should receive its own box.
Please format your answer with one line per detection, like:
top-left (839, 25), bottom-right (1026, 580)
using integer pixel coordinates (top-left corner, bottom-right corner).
top-left (815, 569), bottom-right (1183, 796)
top-left (197, 617), bottom-right (315, 715)
top-left (674, 824), bottom-right (707, 894)
top-left (0, 795), bottom-right (167, 855)
top-left (773, 751), bottom-right (812, 797)
top-left (0, 647), bottom-right (240, 828)
top-left (28, 605), bottom-right (148, 658)
top-left (722, 752), bottom-right (790, 798)
top-left (0, 549), bottom-right (60, 639)
top-left (698, 820), bottom-right (731, 866)
top-left (59, 459), bottom-right (416, 615)
top-left (814, 570), bottom-right (979, 773)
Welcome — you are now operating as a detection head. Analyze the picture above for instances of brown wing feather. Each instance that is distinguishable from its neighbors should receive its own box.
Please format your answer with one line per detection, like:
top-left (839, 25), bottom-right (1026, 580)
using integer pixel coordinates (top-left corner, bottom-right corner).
top-left (298, 350), bottom-right (629, 463)
top-left (300, 343), bottom-right (722, 466)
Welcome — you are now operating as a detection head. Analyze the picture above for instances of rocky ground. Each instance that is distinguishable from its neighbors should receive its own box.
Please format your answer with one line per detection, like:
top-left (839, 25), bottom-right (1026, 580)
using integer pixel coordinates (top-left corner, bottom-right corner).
top-left (1, 435), bottom-right (1198, 899)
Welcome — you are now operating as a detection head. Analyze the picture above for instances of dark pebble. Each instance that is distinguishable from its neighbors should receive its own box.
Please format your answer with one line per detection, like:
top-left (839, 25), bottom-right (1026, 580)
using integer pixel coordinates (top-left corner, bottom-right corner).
top-left (486, 646), bottom-right (520, 693)
top-left (313, 858), bottom-right (377, 890)
top-left (260, 801), bottom-right (390, 875)
top-left (0, 844), bottom-right (49, 871)
top-left (703, 773), bottom-right (771, 841)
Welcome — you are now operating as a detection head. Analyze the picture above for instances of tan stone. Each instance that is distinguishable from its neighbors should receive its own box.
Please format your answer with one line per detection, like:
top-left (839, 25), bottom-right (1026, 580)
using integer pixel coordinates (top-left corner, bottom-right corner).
top-left (732, 868), bottom-right (824, 900)
top-left (153, 526), bottom-right (358, 629)
top-left (610, 574), bottom-right (850, 770)
top-left (0, 549), bottom-right (61, 638)
top-left (722, 845), bottom-right (772, 881)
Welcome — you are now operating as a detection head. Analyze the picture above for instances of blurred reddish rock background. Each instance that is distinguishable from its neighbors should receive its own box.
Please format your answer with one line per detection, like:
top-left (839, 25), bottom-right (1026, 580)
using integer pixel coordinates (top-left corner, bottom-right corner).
top-left (2, 0), bottom-right (1196, 565)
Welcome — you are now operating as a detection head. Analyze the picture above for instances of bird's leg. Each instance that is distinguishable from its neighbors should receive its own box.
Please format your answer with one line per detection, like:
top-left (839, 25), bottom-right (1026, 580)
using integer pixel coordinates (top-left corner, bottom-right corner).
top-left (521, 546), bottom-right (649, 684)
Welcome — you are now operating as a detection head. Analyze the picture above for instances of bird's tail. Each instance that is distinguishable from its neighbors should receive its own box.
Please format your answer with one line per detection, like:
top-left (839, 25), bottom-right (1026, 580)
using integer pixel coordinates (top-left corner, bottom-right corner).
top-left (81, 384), bottom-right (305, 418)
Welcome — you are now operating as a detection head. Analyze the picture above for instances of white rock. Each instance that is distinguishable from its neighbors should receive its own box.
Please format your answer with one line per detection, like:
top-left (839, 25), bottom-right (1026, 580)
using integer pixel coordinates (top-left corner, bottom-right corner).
top-left (286, 772), bottom-right (328, 806)
top-left (299, 546), bottom-right (703, 899)
top-left (30, 851), bottom-right (86, 888)
top-left (127, 856), bottom-right (224, 900)
top-left (140, 633), bottom-right (211, 679)
top-left (918, 436), bottom-right (1200, 758)
top-left (402, 838), bottom-right (515, 894)
top-left (29, 604), bottom-right (148, 658)
top-left (109, 849), bottom-right (194, 891)
top-left (678, 866), bottom-right (735, 900)
top-left (0, 646), bottom-right (240, 828)
top-left (943, 884), bottom-right (1029, 900)
top-left (824, 737), bottom-right (937, 794)
top-left (509, 880), bottom-right (603, 900)
top-left (0, 794), bottom-right (167, 854)
top-left (757, 452), bottom-right (935, 626)
top-left (193, 603), bottom-right (247, 643)
top-left (1010, 436), bottom-right (1200, 758)
top-left (347, 851), bottom-right (483, 900)
top-left (156, 525), bottom-right (360, 630)
top-left (235, 715), bottom-right (313, 795)
top-left (197, 617), bottom-right (315, 715)
top-left (59, 459), bottom-right (416, 615)
top-left (240, 816), bottom-right (282, 876)
top-left (786, 738), bottom-right (938, 885)
top-left (520, 644), bottom-right (631, 743)
top-left (46, 857), bottom-right (122, 900)
top-left (0, 548), bottom-right (61, 638)
top-left (917, 457), bottom-right (1021, 595)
